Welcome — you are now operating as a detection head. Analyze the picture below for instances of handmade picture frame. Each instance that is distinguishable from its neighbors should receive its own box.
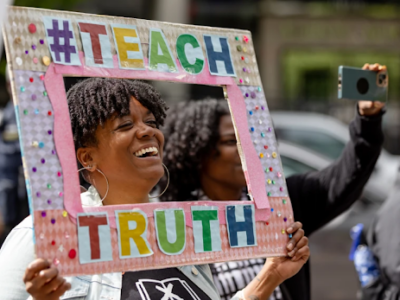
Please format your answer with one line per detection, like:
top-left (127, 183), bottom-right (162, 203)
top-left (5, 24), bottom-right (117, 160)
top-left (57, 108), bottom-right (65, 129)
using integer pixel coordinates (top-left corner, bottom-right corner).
top-left (3, 6), bottom-right (294, 276)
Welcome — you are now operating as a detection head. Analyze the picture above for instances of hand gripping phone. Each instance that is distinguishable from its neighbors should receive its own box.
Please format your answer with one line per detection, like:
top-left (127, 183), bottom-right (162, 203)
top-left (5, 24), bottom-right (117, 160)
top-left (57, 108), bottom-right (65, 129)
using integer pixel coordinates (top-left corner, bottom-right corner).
top-left (338, 66), bottom-right (388, 102)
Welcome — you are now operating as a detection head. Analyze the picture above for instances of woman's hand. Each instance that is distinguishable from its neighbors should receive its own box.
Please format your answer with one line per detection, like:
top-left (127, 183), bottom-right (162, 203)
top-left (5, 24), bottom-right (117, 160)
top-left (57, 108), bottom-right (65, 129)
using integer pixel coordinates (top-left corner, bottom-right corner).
top-left (23, 258), bottom-right (71, 300)
top-left (265, 222), bottom-right (310, 283)
top-left (358, 63), bottom-right (386, 116)
top-left (241, 222), bottom-right (309, 300)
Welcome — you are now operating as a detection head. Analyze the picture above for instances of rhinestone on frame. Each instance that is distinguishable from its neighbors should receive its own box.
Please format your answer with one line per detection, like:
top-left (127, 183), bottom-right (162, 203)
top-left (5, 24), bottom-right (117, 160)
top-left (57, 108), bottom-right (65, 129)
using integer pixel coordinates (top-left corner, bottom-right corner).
top-left (68, 249), bottom-right (76, 259)
top-left (28, 23), bottom-right (37, 33)
top-left (42, 56), bottom-right (51, 66)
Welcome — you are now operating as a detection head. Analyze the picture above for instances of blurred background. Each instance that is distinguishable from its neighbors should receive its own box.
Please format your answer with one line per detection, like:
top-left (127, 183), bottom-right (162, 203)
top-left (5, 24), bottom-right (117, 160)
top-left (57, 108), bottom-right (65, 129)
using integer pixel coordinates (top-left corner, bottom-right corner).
top-left (2, 0), bottom-right (400, 299)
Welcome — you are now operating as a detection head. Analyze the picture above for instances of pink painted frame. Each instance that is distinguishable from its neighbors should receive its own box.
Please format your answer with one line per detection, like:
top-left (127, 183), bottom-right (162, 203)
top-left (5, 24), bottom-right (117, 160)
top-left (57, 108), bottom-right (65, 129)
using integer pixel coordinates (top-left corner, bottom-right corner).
top-left (44, 52), bottom-right (271, 228)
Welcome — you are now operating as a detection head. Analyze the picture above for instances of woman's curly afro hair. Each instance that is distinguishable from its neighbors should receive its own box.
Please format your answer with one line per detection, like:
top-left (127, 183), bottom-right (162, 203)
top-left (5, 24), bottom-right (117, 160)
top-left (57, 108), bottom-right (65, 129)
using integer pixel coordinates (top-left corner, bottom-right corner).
top-left (67, 78), bottom-right (168, 150)
top-left (160, 98), bottom-right (230, 202)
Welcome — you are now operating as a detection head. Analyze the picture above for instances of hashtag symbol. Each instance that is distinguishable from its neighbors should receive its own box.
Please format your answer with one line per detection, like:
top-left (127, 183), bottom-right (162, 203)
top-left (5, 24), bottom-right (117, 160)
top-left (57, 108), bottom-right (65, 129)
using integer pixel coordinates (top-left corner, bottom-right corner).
top-left (47, 19), bottom-right (77, 63)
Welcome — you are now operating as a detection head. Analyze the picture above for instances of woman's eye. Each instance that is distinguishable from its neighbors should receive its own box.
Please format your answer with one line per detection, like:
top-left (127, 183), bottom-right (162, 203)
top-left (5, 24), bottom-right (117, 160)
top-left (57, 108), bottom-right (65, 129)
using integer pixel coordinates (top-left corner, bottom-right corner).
top-left (146, 120), bottom-right (158, 127)
top-left (117, 122), bottom-right (132, 129)
top-left (222, 139), bottom-right (237, 145)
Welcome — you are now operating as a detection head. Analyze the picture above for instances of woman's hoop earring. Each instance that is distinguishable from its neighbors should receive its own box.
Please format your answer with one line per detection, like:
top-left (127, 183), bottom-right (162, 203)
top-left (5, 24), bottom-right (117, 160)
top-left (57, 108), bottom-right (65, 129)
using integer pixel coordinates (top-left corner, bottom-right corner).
top-left (149, 163), bottom-right (170, 199)
top-left (77, 166), bottom-right (109, 202)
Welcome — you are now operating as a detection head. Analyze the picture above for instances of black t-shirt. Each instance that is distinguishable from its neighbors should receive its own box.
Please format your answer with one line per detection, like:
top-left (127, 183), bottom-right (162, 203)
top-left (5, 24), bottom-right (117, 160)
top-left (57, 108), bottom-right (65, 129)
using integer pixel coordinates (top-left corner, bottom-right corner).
top-left (121, 267), bottom-right (211, 300)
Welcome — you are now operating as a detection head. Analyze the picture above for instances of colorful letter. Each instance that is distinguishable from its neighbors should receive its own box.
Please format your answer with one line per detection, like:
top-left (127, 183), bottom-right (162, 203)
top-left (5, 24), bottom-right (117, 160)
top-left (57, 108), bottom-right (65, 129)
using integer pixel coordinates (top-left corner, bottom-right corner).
top-left (111, 24), bottom-right (145, 70)
top-left (191, 206), bottom-right (221, 253)
top-left (176, 34), bottom-right (204, 74)
top-left (226, 205), bottom-right (257, 247)
top-left (115, 210), bottom-right (153, 258)
top-left (77, 213), bottom-right (113, 264)
top-left (155, 209), bottom-right (186, 255)
top-left (203, 35), bottom-right (236, 77)
top-left (149, 28), bottom-right (178, 73)
top-left (42, 17), bottom-right (81, 66)
top-left (78, 21), bottom-right (113, 68)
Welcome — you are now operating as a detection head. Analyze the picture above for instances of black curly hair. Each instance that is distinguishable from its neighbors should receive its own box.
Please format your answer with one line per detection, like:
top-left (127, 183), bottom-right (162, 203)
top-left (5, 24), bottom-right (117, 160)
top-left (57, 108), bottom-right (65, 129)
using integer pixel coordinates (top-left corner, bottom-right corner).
top-left (160, 98), bottom-right (230, 202)
top-left (67, 78), bottom-right (168, 150)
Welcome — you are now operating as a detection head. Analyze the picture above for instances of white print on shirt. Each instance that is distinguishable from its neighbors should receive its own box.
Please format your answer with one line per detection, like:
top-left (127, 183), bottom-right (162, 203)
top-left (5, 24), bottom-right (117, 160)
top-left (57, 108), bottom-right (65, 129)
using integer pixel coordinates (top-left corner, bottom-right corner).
top-left (136, 278), bottom-right (201, 300)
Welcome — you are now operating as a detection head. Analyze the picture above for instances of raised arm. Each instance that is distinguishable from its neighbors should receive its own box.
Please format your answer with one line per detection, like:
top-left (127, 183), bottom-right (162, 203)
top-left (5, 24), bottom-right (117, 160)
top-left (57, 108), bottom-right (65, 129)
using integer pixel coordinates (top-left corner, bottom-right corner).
top-left (288, 64), bottom-right (385, 236)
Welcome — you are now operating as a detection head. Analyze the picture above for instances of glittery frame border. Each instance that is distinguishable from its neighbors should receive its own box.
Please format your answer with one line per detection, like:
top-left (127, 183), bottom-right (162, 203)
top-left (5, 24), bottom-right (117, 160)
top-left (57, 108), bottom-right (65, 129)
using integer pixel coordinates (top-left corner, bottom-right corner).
top-left (3, 6), bottom-right (293, 276)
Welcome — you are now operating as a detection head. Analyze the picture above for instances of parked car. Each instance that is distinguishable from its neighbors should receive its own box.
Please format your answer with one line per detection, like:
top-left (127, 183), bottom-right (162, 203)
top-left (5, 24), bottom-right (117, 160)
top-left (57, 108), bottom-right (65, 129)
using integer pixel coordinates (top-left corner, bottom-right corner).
top-left (278, 140), bottom-right (385, 229)
top-left (271, 111), bottom-right (399, 204)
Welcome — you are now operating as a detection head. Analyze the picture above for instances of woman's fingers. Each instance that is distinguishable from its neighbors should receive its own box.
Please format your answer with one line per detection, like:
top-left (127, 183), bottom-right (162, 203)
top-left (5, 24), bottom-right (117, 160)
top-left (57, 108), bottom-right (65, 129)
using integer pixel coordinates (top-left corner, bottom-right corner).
top-left (286, 222), bottom-right (304, 252)
top-left (288, 236), bottom-right (308, 258)
top-left (291, 243), bottom-right (310, 262)
top-left (286, 222), bottom-right (302, 235)
top-left (50, 280), bottom-right (71, 298)
top-left (362, 63), bottom-right (387, 72)
top-left (30, 267), bottom-right (59, 289)
top-left (41, 274), bottom-right (65, 294)
top-left (23, 259), bottom-right (50, 282)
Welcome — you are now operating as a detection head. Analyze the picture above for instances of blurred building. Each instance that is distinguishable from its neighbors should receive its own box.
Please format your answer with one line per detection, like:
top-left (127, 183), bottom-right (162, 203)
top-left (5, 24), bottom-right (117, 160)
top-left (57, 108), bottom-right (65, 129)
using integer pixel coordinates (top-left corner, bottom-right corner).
top-left (2, 0), bottom-right (400, 152)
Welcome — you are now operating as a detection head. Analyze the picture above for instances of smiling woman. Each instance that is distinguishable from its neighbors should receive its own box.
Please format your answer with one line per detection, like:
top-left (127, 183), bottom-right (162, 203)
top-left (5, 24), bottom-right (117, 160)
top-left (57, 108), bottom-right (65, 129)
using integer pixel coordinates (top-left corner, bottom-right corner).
top-left (67, 79), bottom-right (167, 205)
top-left (0, 77), bottom-right (310, 300)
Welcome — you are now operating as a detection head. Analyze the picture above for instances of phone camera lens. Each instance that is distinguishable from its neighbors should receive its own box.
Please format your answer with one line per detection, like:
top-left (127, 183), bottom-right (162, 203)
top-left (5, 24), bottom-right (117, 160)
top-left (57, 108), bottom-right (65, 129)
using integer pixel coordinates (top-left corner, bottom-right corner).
top-left (379, 79), bottom-right (383, 85)
top-left (357, 78), bottom-right (369, 95)
top-left (380, 74), bottom-right (387, 80)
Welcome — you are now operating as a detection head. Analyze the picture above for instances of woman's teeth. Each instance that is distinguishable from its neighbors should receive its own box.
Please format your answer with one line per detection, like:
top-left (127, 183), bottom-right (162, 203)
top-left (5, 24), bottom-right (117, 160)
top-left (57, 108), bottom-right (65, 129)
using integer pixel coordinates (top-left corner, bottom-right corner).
top-left (134, 147), bottom-right (159, 157)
